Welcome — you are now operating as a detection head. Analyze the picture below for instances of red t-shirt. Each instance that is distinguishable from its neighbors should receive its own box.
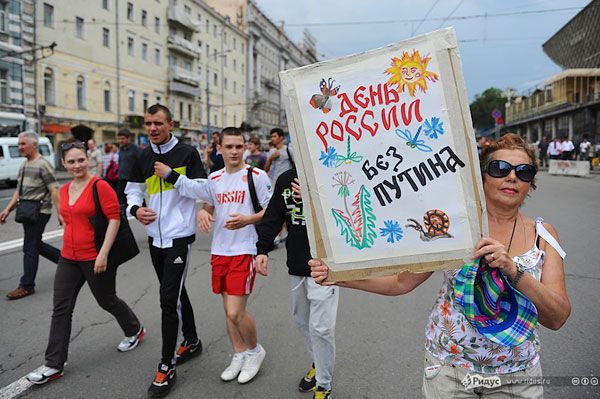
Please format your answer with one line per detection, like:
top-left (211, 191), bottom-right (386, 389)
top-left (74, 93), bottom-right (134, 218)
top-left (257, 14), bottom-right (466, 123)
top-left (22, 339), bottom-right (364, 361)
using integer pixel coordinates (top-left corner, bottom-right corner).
top-left (60, 177), bottom-right (120, 261)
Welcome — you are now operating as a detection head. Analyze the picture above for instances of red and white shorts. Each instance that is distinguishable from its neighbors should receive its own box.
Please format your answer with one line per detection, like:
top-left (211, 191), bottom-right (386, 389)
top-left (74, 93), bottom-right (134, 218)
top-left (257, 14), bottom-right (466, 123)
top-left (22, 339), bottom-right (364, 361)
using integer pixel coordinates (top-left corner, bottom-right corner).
top-left (211, 254), bottom-right (256, 295)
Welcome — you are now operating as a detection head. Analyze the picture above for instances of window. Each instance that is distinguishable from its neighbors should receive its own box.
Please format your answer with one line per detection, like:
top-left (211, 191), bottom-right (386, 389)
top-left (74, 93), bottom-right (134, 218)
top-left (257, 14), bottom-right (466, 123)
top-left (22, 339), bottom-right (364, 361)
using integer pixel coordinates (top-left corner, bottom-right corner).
top-left (233, 37), bottom-right (236, 49)
top-left (184, 61), bottom-right (191, 71)
top-left (205, 20), bottom-right (209, 33)
top-left (213, 24), bottom-right (216, 37)
top-left (188, 103), bottom-right (192, 121)
top-left (127, 37), bottom-right (134, 56)
top-left (0, 69), bottom-right (8, 104)
top-left (233, 59), bottom-right (237, 71)
top-left (155, 17), bottom-right (160, 33)
top-left (155, 48), bottom-right (161, 65)
top-left (206, 44), bottom-right (210, 58)
top-left (75, 17), bottom-right (84, 38)
top-left (103, 82), bottom-right (111, 112)
top-left (102, 28), bottom-right (110, 47)
top-left (0, 3), bottom-right (8, 33)
top-left (143, 93), bottom-right (149, 112)
top-left (76, 75), bottom-right (86, 109)
top-left (156, 95), bottom-right (162, 104)
top-left (127, 2), bottom-right (133, 21)
top-left (223, 55), bottom-right (227, 67)
top-left (102, 0), bottom-right (109, 9)
top-left (128, 90), bottom-right (135, 112)
top-left (224, 77), bottom-right (228, 90)
top-left (213, 73), bottom-right (217, 87)
top-left (233, 113), bottom-right (237, 127)
top-left (233, 81), bottom-right (237, 94)
top-left (179, 101), bottom-right (183, 120)
top-left (169, 26), bottom-right (176, 36)
top-left (43, 68), bottom-right (55, 105)
top-left (184, 5), bottom-right (191, 13)
top-left (213, 49), bottom-right (217, 60)
top-left (141, 42), bottom-right (148, 60)
top-left (141, 10), bottom-right (147, 26)
top-left (169, 54), bottom-right (176, 67)
top-left (183, 31), bottom-right (191, 41)
top-left (43, 3), bottom-right (54, 28)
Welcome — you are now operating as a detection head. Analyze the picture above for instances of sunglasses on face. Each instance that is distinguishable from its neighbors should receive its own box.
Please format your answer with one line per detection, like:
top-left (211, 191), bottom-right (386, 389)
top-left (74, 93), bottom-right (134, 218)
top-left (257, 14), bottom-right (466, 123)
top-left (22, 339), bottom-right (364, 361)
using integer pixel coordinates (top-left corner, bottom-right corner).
top-left (482, 160), bottom-right (537, 183)
top-left (61, 141), bottom-right (85, 151)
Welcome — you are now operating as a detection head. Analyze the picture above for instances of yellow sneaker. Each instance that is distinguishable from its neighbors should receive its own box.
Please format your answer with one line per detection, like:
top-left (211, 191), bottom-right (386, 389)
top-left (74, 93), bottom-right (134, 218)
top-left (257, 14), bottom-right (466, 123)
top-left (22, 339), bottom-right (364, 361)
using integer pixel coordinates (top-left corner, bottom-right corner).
top-left (313, 386), bottom-right (331, 399)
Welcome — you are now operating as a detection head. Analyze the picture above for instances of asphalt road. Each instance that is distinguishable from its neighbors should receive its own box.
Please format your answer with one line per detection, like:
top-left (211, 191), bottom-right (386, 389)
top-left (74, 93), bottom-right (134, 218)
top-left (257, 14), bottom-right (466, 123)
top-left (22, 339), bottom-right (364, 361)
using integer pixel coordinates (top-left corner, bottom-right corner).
top-left (0, 172), bottom-right (599, 399)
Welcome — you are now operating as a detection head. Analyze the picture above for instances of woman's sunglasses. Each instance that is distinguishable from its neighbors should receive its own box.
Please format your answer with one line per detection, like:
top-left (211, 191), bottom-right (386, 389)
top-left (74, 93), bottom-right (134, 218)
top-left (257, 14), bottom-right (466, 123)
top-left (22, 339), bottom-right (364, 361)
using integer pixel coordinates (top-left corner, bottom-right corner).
top-left (61, 141), bottom-right (85, 151)
top-left (482, 160), bottom-right (537, 183)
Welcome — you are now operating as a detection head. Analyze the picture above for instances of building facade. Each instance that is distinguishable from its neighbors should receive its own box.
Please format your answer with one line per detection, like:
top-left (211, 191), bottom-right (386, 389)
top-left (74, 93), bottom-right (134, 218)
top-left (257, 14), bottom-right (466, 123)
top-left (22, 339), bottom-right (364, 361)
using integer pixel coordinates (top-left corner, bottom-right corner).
top-left (0, 0), bottom-right (34, 135)
top-left (204, 0), bottom-right (317, 139)
top-left (504, 2), bottom-right (600, 143)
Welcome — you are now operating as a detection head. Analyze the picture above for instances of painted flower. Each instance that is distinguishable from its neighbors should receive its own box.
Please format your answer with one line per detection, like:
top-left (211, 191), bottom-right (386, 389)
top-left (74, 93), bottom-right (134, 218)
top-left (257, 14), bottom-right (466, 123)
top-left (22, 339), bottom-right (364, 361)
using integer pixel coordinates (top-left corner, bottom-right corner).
top-left (450, 343), bottom-right (462, 355)
top-left (319, 146), bottom-right (338, 168)
top-left (379, 220), bottom-right (403, 243)
top-left (423, 116), bottom-right (444, 139)
top-left (440, 300), bottom-right (451, 317)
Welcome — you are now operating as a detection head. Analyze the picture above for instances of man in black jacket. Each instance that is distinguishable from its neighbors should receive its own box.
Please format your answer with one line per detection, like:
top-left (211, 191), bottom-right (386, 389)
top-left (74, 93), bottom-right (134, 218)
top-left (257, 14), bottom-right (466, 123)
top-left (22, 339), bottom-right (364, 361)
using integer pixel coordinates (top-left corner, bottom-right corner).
top-left (255, 169), bottom-right (338, 399)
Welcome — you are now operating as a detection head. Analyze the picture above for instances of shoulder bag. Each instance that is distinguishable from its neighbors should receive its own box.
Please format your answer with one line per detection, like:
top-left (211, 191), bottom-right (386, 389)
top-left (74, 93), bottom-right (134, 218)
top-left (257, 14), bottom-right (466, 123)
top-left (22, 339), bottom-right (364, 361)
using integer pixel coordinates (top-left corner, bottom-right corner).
top-left (89, 180), bottom-right (139, 268)
top-left (15, 165), bottom-right (43, 224)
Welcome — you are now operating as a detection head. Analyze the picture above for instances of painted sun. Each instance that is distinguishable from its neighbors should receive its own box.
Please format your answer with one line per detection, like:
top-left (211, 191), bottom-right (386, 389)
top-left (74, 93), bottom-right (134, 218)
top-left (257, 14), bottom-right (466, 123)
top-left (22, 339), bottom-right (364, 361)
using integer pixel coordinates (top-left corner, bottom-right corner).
top-left (384, 50), bottom-right (439, 97)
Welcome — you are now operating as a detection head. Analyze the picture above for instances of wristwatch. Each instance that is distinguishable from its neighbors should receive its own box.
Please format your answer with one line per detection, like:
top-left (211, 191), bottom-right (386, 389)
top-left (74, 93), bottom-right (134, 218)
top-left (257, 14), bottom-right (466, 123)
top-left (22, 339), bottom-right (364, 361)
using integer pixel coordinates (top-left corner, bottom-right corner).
top-left (508, 262), bottom-right (525, 287)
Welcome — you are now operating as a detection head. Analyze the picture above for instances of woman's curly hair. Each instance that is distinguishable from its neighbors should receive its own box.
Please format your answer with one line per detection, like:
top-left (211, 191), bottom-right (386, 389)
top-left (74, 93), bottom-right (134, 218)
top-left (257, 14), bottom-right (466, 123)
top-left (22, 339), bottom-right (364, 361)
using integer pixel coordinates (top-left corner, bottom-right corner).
top-left (480, 133), bottom-right (538, 190)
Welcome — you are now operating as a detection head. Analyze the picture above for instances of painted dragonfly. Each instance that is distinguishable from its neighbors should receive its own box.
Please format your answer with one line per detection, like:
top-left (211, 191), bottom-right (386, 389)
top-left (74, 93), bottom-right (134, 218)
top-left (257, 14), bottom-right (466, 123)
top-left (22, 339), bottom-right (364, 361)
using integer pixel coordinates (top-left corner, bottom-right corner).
top-left (395, 125), bottom-right (433, 152)
top-left (335, 137), bottom-right (363, 166)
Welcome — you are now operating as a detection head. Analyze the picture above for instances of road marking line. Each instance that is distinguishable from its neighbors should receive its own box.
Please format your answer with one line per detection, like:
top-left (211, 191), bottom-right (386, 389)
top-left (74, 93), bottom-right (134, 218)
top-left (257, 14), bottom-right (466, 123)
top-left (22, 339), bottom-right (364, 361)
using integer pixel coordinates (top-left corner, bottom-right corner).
top-left (0, 367), bottom-right (41, 399)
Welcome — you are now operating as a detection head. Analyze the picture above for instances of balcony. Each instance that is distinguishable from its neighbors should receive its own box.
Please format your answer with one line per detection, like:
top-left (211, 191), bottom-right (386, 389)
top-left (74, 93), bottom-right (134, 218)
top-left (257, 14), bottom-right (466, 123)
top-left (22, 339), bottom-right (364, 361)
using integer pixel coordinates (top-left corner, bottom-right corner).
top-left (167, 35), bottom-right (200, 58)
top-left (261, 76), bottom-right (280, 90)
top-left (167, 5), bottom-right (199, 32)
top-left (169, 66), bottom-right (201, 97)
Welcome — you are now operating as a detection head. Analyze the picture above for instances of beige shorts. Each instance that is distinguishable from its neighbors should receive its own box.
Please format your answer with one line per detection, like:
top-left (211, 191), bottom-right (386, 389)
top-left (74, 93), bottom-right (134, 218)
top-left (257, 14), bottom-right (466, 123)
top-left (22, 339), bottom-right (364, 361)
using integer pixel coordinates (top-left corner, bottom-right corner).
top-left (422, 353), bottom-right (544, 398)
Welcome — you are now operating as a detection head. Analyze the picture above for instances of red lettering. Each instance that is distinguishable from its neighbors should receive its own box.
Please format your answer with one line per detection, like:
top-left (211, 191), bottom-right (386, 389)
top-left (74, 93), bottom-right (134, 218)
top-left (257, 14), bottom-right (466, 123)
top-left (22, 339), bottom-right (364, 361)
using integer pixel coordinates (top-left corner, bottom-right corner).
top-left (360, 110), bottom-right (378, 137)
top-left (331, 119), bottom-right (344, 142)
top-left (384, 84), bottom-right (399, 105)
top-left (369, 84), bottom-right (383, 107)
top-left (354, 85), bottom-right (369, 109)
top-left (315, 121), bottom-right (329, 151)
top-left (345, 114), bottom-right (362, 141)
top-left (381, 106), bottom-right (399, 130)
top-left (338, 92), bottom-right (358, 118)
top-left (400, 99), bottom-right (423, 126)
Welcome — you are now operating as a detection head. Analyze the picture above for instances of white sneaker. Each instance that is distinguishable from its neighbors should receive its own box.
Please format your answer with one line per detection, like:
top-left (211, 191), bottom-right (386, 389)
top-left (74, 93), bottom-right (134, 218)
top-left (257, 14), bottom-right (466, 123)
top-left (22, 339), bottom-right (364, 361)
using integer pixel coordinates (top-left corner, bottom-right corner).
top-left (117, 325), bottom-right (146, 352)
top-left (237, 344), bottom-right (266, 384)
top-left (26, 366), bottom-right (64, 385)
top-left (220, 352), bottom-right (245, 381)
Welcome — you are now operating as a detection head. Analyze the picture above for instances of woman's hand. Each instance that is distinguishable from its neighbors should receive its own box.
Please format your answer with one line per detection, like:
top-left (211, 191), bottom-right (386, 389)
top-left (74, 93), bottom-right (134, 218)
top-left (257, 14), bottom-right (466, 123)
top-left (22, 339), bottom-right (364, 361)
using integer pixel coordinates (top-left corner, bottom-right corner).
top-left (309, 259), bottom-right (337, 286)
top-left (291, 178), bottom-right (302, 201)
top-left (94, 253), bottom-right (108, 274)
top-left (153, 161), bottom-right (171, 179)
top-left (472, 236), bottom-right (518, 279)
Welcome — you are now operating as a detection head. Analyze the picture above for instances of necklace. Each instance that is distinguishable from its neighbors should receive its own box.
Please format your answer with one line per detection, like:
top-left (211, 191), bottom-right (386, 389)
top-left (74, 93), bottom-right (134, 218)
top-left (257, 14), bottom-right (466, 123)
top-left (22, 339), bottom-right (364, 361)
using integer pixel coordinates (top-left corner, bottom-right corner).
top-left (506, 215), bottom-right (518, 254)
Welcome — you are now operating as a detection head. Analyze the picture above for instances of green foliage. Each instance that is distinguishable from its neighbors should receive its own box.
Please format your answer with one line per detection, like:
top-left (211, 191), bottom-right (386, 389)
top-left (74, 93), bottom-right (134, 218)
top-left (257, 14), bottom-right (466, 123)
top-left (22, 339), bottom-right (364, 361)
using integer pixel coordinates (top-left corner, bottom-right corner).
top-left (331, 208), bottom-right (360, 248)
top-left (469, 87), bottom-right (507, 129)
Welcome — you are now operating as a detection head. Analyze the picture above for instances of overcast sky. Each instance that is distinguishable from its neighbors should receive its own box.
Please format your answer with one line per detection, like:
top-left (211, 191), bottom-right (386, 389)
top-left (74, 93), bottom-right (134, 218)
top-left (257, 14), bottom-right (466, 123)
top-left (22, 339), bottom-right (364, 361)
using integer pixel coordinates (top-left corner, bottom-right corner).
top-left (257, 0), bottom-right (590, 100)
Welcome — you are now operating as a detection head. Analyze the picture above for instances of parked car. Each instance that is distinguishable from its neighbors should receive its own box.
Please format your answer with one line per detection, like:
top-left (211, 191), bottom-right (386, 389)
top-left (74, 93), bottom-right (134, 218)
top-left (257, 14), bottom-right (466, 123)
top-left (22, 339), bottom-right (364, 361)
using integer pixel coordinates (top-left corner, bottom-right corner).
top-left (0, 136), bottom-right (56, 187)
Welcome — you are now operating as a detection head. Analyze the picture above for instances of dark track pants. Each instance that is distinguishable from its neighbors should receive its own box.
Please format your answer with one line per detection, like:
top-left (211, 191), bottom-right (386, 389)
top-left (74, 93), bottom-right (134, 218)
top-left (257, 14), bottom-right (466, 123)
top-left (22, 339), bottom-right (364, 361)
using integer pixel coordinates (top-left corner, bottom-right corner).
top-left (149, 242), bottom-right (198, 365)
top-left (45, 257), bottom-right (140, 369)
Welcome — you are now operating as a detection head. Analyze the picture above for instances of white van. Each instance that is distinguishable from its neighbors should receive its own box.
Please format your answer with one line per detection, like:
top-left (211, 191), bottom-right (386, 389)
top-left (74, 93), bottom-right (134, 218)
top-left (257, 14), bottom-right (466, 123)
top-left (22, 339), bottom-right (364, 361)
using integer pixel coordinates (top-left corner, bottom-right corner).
top-left (0, 136), bottom-right (56, 187)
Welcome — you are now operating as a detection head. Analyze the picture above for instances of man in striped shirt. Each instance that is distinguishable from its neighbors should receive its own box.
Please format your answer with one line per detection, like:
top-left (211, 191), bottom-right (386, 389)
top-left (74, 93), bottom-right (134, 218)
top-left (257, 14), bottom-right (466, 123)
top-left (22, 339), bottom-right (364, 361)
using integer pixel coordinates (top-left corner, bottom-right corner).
top-left (0, 132), bottom-right (61, 300)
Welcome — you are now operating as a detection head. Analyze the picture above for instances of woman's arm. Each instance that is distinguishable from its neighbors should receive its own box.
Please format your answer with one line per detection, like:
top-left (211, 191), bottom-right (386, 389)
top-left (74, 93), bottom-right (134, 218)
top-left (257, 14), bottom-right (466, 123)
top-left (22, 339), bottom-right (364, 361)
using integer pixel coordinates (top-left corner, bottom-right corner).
top-left (310, 259), bottom-right (433, 296)
top-left (94, 218), bottom-right (120, 274)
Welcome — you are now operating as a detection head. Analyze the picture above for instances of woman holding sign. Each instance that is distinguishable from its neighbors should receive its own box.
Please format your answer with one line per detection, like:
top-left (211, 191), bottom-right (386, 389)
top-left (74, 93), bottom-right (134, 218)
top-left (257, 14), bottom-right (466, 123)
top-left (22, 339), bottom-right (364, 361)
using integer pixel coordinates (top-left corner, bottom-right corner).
top-left (311, 134), bottom-right (570, 398)
top-left (26, 141), bottom-right (144, 385)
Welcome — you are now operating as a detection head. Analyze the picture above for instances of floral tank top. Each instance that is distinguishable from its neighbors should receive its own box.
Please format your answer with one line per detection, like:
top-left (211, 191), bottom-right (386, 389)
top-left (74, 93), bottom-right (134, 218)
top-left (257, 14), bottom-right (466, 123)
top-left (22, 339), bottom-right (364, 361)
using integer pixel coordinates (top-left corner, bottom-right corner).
top-left (424, 217), bottom-right (566, 374)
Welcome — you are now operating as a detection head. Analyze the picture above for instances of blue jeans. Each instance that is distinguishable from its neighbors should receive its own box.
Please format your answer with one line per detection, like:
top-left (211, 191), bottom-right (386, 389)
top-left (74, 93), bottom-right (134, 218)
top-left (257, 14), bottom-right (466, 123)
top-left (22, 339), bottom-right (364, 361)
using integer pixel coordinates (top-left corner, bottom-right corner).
top-left (20, 213), bottom-right (60, 290)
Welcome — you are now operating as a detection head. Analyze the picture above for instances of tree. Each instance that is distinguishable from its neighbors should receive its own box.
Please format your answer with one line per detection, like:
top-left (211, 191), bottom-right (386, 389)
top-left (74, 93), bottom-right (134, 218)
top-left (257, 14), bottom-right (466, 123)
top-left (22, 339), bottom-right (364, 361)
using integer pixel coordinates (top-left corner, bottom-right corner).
top-left (469, 88), bottom-right (507, 130)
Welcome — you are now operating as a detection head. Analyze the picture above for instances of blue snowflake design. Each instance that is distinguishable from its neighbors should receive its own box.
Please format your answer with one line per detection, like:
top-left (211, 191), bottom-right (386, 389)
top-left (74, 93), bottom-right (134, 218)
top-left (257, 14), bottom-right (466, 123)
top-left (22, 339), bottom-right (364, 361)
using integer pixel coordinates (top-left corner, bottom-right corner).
top-left (319, 146), bottom-right (338, 168)
top-left (423, 117), bottom-right (444, 139)
top-left (379, 220), bottom-right (404, 243)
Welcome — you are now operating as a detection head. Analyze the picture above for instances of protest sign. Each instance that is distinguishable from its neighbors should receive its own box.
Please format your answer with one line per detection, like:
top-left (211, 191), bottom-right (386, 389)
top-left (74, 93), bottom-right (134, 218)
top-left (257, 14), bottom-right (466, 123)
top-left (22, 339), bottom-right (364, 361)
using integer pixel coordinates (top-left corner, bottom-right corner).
top-left (280, 28), bottom-right (486, 281)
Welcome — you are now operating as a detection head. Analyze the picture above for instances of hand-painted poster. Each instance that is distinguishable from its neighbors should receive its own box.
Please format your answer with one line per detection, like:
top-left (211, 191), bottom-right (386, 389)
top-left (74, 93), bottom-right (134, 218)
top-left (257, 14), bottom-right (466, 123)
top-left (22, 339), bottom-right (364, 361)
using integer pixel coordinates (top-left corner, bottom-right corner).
top-left (280, 28), bottom-right (486, 281)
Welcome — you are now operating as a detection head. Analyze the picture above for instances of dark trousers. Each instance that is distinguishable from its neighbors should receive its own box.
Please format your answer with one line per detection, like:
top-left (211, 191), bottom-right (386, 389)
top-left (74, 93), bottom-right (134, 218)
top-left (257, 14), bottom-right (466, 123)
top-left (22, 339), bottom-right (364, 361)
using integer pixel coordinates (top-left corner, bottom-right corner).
top-left (149, 242), bottom-right (198, 365)
top-left (20, 213), bottom-right (60, 290)
top-left (45, 257), bottom-right (140, 369)
top-left (116, 179), bottom-right (128, 208)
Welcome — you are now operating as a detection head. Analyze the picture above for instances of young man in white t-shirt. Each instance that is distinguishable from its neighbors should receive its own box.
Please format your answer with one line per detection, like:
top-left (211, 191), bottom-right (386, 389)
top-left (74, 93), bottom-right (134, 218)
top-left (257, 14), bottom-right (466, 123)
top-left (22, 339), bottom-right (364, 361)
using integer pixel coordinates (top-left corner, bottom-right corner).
top-left (154, 127), bottom-right (272, 384)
